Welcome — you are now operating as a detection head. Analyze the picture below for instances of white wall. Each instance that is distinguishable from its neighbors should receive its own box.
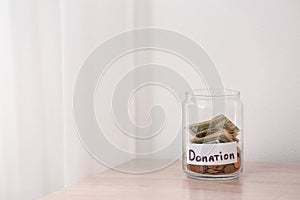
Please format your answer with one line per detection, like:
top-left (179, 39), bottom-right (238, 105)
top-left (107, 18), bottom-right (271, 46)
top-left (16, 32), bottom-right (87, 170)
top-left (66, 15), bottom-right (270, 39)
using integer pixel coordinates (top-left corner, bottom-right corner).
top-left (136, 0), bottom-right (300, 162)
top-left (57, 0), bottom-right (300, 187)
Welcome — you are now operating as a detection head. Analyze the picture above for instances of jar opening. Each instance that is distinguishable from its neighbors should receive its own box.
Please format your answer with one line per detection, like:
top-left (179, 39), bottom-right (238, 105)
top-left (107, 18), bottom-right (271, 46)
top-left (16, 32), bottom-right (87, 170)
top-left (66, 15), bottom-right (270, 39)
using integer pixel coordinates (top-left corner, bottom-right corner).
top-left (185, 89), bottom-right (240, 97)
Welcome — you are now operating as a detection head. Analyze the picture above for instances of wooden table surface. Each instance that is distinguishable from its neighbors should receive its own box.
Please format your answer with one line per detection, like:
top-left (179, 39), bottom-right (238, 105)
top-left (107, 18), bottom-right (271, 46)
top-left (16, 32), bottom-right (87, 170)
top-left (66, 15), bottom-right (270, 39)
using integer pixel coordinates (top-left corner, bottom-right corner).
top-left (41, 160), bottom-right (300, 200)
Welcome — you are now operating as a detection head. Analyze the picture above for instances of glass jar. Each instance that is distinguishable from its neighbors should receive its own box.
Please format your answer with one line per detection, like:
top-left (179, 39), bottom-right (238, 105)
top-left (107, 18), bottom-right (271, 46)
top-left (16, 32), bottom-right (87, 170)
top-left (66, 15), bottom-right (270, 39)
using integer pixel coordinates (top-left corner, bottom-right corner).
top-left (182, 89), bottom-right (243, 180)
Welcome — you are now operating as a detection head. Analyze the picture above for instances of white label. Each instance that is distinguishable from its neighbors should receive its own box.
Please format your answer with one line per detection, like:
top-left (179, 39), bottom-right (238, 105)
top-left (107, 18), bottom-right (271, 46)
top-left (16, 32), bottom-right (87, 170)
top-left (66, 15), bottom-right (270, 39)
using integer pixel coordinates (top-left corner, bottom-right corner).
top-left (187, 142), bottom-right (237, 165)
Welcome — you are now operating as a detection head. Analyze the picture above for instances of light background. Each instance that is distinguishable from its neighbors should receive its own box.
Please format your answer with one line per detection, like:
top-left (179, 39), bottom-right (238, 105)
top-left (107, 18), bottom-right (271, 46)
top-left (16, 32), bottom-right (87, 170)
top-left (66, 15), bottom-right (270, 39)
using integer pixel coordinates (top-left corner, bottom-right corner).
top-left (64, 0), bottom-right (300, 185)
top-left (1, 0), bottom-right (299, 199)
top-left (132, 0), bottom-right (300, 162)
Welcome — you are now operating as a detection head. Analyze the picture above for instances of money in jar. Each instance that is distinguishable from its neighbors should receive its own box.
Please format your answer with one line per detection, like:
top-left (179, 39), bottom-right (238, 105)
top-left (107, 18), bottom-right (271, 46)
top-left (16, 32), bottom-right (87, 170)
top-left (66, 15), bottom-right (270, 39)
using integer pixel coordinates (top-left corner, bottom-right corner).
top-left (182, 89), bottom-right (243, 180)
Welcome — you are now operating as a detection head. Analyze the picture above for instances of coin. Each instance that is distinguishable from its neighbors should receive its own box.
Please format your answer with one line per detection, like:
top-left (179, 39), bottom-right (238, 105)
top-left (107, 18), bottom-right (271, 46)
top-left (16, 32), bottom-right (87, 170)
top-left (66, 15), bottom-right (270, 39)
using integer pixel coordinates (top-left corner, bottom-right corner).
top-left (187, 164), bottom-right (200, 173)
top-left (234, 157), bottom-right (241, 169)
top-left (224, 164), bottom-right (235, 174)
top-left (207, 168), bottom-right (219, 174)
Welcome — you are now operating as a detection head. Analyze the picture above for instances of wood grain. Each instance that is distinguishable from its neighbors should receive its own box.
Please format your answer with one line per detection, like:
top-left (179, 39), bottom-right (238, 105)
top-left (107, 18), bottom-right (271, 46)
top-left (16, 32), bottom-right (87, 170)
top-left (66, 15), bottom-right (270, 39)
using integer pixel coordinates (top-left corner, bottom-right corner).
top-left (41, 160), bottom-right (300, 200)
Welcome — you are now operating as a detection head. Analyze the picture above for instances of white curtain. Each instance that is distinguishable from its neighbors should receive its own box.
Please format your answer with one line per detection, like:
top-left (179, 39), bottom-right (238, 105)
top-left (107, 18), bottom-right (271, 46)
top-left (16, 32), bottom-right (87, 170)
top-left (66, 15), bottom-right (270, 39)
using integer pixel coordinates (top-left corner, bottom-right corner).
top-left (0, 0), bottom-right (134, 199)
top-left (0, 0), bottom-right (64, 199)
top-left (61, 0), bottom-right (134, 186)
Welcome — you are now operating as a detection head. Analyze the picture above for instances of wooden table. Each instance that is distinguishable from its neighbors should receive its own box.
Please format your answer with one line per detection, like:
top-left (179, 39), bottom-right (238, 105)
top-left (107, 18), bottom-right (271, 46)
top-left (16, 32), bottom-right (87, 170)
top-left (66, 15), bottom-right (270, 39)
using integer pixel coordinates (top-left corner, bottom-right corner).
top-left (41, 160), bottom-right (300, 200)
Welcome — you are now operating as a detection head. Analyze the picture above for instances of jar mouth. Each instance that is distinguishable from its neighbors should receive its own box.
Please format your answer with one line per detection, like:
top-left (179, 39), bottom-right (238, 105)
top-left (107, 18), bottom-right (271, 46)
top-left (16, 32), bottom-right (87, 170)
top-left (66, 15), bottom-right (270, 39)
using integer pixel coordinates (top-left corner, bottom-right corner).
top-left (185, 89), bottom-right (240, 97)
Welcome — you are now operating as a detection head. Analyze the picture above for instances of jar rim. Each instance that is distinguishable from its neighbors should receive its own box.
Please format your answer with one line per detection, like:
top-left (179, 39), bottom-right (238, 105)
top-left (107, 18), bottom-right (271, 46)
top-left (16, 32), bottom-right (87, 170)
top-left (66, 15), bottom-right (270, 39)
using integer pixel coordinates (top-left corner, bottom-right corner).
top-left (185, 89), bottom-right (240, 97)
